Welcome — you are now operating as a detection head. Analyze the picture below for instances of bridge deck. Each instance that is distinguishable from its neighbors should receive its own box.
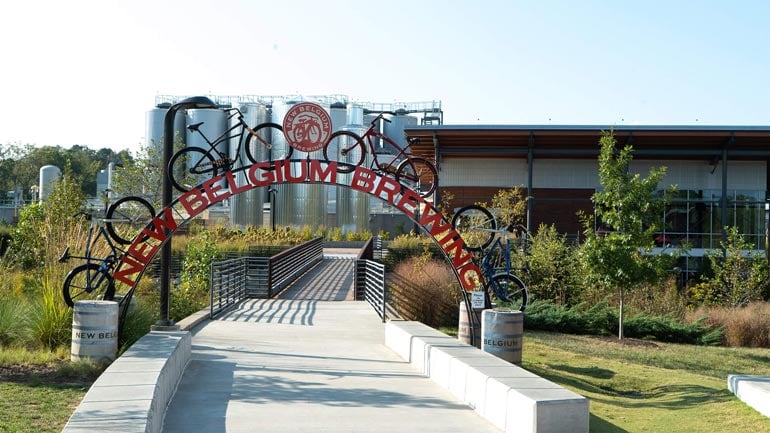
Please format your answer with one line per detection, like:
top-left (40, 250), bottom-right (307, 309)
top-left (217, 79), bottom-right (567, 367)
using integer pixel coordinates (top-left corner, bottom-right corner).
top-left (162, 252), bottom-right (500, 432)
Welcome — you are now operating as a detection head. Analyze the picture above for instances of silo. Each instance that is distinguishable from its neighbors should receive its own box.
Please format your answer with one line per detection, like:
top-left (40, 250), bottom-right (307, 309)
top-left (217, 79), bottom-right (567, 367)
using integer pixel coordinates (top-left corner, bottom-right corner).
top-left (39, 165), bottom-right (61, 202)
top-left (186, 108), bottom-right (227, 158)
top-left (326, 102), bottom-right (349, 221)
top-left (96, 169), bottom-right (108, 198)
top-left (271, 99), bottom-right (327, 228)
top-left (336, 104), bottom-right (370, 234)
top-left (383, 113), bottom-right (418, 150)
top-left (230, 102), bottom-right (269, 227)
top-left (145, 105), bottom-right (186, 154)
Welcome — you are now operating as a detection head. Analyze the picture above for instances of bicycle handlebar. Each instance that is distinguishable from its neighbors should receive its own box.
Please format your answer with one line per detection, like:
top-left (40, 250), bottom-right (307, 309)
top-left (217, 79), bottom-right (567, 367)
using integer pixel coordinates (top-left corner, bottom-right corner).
top-left (73, 210), bottom-right (92, 221)
top-left (370, 112), bottom-right (393, 126)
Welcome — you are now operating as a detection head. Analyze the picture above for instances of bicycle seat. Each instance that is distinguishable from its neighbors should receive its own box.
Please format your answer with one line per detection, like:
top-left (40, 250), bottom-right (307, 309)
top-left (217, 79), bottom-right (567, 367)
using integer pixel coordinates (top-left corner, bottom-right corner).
top-left (187, 122), bottom-right (204, 132)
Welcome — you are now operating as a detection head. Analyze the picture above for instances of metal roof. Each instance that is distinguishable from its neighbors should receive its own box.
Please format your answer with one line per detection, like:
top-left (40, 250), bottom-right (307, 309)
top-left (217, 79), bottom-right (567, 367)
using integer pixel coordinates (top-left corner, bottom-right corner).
top-left (403, 124), bottom-right (770, 160)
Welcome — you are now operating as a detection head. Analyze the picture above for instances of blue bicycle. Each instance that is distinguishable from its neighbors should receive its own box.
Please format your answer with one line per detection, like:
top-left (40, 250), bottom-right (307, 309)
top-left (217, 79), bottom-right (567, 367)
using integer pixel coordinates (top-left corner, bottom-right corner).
top-left (452, 204), bottom-right (528, 311)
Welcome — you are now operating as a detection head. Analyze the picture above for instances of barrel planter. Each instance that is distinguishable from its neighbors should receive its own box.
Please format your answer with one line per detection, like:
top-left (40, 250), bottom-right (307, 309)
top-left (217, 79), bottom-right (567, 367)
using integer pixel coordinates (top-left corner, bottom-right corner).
top-left (71, 300), bottom-right (118, 363)
top-left (481, 308), bottom-right (523, 364)
top-left (458, 301), bottom-right (483, 348)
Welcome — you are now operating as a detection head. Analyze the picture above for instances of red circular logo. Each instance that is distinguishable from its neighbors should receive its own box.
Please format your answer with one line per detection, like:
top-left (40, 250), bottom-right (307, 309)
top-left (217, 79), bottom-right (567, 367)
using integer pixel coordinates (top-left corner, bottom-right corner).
top-left (282, 102), bottom-right (333, 153)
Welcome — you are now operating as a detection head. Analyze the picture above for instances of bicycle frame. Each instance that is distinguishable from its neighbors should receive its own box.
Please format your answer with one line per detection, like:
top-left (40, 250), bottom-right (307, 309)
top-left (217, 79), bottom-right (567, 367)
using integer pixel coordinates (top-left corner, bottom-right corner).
top-left (60, 215), bottom-right (121, 268)
top-left (187, 109), bottom-right (256, 171)
top-left (360, 114), bottom-right (418, 173)
top-left (480, 235), bottom-right (514, 277)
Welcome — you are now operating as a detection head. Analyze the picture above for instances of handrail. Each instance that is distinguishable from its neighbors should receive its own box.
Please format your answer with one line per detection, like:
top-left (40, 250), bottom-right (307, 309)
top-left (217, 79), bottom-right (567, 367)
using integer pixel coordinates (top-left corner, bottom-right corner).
top-left (209, 238), bottom-right (324, 318)
top-left (210, 258), bottom-right (247, 318)
top-left (356, 259), bottom-right (387, 322)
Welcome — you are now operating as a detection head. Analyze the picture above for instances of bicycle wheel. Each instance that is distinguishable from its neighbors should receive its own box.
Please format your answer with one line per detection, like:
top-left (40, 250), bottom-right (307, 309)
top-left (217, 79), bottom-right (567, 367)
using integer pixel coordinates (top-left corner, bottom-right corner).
top-left (323, 130), bottom-right (365, 173)
top-left (488, 273), bottom-right (528, 311)
top-left (395, 157), bottom-right (438, 198)
top-left (62, 263), bottom-right (116, 308)
top-left (245, 122), bottom-right (293, 166)
top-left (169, 147), bottom-right (218, 192)
top-left (105, 196), bottom-right (156, 245)
top-left (451, 204), bottom-right (497, 251)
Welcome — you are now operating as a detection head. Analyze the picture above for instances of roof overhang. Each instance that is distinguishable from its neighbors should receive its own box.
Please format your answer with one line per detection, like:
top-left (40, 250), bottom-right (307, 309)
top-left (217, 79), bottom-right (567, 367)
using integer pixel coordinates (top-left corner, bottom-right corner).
top-left (403, 124), bottom-right (770, 160)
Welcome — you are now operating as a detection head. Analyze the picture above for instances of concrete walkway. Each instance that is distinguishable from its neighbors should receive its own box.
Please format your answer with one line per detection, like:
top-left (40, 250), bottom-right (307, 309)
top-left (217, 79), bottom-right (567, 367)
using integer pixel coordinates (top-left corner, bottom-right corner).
top-left (161, 300), bottom-right (501, 433)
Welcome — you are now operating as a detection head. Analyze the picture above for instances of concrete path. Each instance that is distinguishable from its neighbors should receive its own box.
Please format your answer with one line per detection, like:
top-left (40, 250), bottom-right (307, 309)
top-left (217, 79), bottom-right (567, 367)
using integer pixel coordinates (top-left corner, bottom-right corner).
top-left (162, 299), bottom-right (501, 433)
top-left (163, 249), bottom-right (499, 432)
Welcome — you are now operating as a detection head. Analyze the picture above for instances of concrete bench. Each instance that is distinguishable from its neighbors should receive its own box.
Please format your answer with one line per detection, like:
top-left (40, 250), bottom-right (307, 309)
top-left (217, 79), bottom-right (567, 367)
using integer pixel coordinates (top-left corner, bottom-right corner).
top-left (61, 331), bottom-right (191, 433)
top-left (728, 375), bottom-right (770, 418)
top-left (385, 320), bottom-right (589, 433)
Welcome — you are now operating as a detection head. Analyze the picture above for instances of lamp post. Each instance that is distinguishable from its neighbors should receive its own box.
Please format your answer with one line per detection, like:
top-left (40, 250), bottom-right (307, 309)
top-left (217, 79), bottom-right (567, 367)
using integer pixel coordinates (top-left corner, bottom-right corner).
top-left (153, 96), bottom-right (217, 330)
top-left (267, 187), bottom-right (277, 232)
top-left (765, 201), bottom-right (769, 268)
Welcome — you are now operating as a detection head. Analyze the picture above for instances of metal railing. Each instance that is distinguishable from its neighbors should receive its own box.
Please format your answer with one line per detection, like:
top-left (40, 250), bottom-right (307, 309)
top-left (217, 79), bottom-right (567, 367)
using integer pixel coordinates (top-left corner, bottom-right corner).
top-left (209, 238), bottom-right (324, 318)
top-left (210, 258), bottom-right (247, 318)
top-left (269, 237), bottom-right (324, 294)
top-left (355, 259), bottom-right (387, 322)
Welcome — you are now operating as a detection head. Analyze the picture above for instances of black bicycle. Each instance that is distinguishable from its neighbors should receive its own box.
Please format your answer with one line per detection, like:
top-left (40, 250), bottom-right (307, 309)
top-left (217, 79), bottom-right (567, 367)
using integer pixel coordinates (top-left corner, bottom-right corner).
top-left (59, 197), bottom-right (155, 307)
top-left (168, 107), bottom-right (291, 192)
top-left (452, 204), bottom-right (528, 311)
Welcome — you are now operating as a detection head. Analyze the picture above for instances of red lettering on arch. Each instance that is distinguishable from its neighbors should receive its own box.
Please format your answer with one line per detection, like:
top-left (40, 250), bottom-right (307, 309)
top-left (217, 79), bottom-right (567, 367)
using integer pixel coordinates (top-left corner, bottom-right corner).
top-left (351, 167), bottom-right (377, 193)
top-left (309, 160), bottom-right (336, 183)
top-left (142, 207), bottom-right (178, 242)
top-left (395, 188), bottom-right (422, 219)
top-left (114, 255), bottom-right (145, 287)
top-left (179, 189), bottom-right (209, 217)
top-left (457, 262), bottom-right (483, 292)
top-left (373, 175), bottom-right (402, 206)
top-left (247, 162), bottom-right (275, 186)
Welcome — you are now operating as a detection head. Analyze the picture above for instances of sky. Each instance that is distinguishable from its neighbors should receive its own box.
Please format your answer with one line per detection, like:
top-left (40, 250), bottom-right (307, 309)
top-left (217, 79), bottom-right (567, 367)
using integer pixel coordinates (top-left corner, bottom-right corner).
top-left (1, 0), bottom-right (769, 154)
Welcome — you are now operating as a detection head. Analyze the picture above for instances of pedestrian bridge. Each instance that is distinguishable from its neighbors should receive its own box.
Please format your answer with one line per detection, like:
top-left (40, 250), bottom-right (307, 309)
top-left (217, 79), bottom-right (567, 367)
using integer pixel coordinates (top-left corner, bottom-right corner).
top-left (62, 249), bottom-right (588, 433)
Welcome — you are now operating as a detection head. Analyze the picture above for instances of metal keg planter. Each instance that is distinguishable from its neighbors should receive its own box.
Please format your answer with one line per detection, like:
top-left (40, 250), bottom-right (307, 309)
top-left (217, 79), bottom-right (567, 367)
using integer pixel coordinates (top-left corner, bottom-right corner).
top-left (458, 301), bottom-right (483, 348)
top-left (71, 300), bottom-right (119, 363)
top-left (481, 308), bottom-right (523, 365)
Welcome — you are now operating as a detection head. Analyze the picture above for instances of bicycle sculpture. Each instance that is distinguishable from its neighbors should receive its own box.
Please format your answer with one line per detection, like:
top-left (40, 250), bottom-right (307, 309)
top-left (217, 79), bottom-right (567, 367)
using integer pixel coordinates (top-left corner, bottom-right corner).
top-left (322, 112), bottom-right (438, 198)
top-left (59, 196), bottom-right (155, 307)
top-left (168, 107), bottom-right (290, 192)
top-left (452, 204), bottom-right (528, 311)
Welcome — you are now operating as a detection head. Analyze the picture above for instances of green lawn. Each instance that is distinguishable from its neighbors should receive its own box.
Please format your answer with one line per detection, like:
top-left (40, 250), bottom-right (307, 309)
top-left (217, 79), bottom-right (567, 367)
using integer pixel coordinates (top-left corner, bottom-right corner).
top-left (522, 331), bottom-right (770, 432)
top-left (0, 380), bottom-right (88, 433)
top-left (4, 331), bottom-right (770, 432)
top-left (0, 349), bottom-right (100, 433)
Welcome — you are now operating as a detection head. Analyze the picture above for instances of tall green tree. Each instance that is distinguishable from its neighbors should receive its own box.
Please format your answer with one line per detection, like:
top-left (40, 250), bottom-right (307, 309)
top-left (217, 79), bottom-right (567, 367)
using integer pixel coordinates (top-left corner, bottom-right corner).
top-left (579, 130), bottom-right (676, 339)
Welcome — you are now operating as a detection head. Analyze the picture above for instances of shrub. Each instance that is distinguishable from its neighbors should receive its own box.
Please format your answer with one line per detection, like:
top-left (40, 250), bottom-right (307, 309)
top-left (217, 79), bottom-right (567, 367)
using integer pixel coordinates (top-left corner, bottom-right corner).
top-left (32, 283), bottom-right (73, 349)
top-left (389, 256), bottom-right (462, 328)
top-left (692, 227), bottom-right (770, 307)
top-left (522, 224), bottom-right (582, 305)
top-left (0, 295), bottom-right (32, 346)
top-left (688, 302), bottom-right (770, 347)
top-left (118, 296), bottom-right (158, 350)
top-left (525, 299), bottom-right (720, 345)
top-left (383, 233), bottom-right (442, 271)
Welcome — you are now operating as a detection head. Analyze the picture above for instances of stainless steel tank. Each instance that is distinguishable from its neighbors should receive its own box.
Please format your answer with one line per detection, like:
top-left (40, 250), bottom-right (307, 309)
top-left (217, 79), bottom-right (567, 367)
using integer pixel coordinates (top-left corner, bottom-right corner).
top-left (186, 108), bottom-right (228, 163)
top-left (271, 99), bottom-right (327, 228)
top-left (144, 106), bottom-right (185, 154)
top-left (336, 103), bottom-right (370, 234)
top-left (383, 114), bottom-right (418, 150)
top-left (39, 165), bottom-right (61, 203)
top-left (324, 103), bottom-right (349, 220)
top-left (230, 102), bottom-right (269, 227)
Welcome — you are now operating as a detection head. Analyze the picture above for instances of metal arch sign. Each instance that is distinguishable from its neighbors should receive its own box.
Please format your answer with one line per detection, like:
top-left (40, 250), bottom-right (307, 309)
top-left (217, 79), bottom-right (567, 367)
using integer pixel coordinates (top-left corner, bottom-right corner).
top-left (112, 159), bottom-right (482, 294)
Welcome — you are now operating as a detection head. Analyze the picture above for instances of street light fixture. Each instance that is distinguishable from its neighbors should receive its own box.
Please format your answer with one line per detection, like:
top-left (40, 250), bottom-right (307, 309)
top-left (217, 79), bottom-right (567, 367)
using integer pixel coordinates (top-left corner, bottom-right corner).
top-left (154, 96), bottom-right (217, 330)
top-left (267, 187), bottom-right (278, 232)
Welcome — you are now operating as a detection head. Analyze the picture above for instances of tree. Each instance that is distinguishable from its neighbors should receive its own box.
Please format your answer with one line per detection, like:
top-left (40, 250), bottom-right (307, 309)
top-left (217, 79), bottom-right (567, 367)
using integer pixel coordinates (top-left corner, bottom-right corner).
top-left (110, 136), bottom-right (184, 210)
top-left (693, 226), bottom-right (770, 306)
top-left (579, 130), bottom-right (676, 339)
